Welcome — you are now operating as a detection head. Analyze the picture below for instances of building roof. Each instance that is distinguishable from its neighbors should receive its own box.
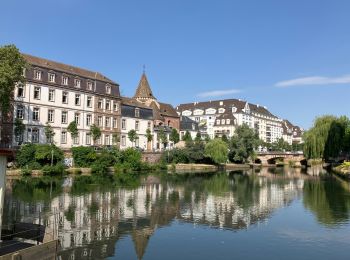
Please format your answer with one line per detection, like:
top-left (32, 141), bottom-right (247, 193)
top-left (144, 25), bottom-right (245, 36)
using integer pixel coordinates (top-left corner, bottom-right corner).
top-left (177, 99), bottom-right (279, 119)
top-left (159, 102), bottom-right (179, 118)
top-left (121, 96), bottom-right (152, 110)
top-left (180, 116), bottom-right (199, 131)
top-left (22, 53), bottom-right (117, 85)
top-left (214, 113), bottom-right (237, 126)
top-left (134, 73), bottom-right (156, 100)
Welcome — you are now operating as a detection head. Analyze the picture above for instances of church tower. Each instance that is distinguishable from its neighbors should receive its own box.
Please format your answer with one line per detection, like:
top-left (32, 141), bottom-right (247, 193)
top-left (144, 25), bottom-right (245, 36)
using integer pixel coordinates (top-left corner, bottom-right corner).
top-left (133, 72), bottom-right (157, 106)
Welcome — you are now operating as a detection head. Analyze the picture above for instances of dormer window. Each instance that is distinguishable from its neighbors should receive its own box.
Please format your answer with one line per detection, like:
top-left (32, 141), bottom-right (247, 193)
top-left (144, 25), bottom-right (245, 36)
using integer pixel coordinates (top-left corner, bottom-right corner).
top-left (218, 108), bottom-right (225, 113)
top-left (48, 73), bottom-right (56, 83)
top-left (106, 85), bottom-right (111, 94)
top-left (226, 119), bottom-right (230, 124)
top-left (87, 81), bottom-right (93, 91)
top-left (62, 76), bottom-right (69, 85)
top-left (135, 108), bottom-right (140, 117)
top-left (219, 101), bottom-right (223, 106)
top-left (216, 120), bottom-right (220, 125)
top-left (221, 119), bottom-right (225, 124)
top-left (34, 70), bottom-right (42, 80)
top-left (232, 107), bottom-right (237, 113)
top-left (74, 79), bottom-right (81, 88)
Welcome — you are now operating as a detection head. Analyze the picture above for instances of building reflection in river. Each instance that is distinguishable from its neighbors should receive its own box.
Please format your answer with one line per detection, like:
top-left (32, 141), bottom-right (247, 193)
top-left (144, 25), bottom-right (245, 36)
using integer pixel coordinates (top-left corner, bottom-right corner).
top-left (2, 168), bottom-right (345, 260)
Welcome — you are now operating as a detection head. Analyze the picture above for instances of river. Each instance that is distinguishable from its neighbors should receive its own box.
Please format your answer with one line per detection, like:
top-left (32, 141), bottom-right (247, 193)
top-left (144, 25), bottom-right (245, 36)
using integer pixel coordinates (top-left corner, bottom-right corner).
top-left (3, 166), bottom-right (350, 260)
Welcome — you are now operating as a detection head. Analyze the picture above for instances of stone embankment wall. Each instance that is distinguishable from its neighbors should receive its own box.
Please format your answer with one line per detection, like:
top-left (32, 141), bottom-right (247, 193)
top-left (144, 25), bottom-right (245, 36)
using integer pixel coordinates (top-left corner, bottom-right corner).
top-left (141, 152), bottom-right (162, 164)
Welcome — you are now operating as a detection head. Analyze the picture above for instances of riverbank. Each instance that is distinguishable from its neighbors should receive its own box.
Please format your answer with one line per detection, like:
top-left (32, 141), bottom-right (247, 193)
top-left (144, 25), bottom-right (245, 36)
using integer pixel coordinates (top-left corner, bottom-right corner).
top-left (332, 162), bottom-right (350, 179)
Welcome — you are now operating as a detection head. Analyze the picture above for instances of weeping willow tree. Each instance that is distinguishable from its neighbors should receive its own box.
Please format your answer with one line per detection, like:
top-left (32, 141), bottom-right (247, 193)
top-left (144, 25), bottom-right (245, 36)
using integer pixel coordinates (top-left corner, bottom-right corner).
top-left (303, 115), bottom-right (350, 160)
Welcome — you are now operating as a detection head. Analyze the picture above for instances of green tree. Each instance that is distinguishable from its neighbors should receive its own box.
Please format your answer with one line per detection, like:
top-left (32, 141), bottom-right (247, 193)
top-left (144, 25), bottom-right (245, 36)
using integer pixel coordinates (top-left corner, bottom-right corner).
top-left (112, 132), bottom-right (120, 145)
top-left (90, 124), bottom-right (101, 144)
top-left (303, 115), bottom-right (349, 160)
top-left (272, 138), bottom-right (291, 152)
top-left (204, 135), bottom-right (211, 142)
top-left (158, 128), bottom-right (168, 150)
top-left (67, 121), bottom-right (78, 138)
top-left (194, 132), bottom-right (202, 143)
top-left (44, 123), bottom-right (55, 144)
top-left (128, 129), bottom-right (137, 147)
top-left (221, 134), bottom-right (229, 143)
top-left (204, 139), bottom-right (228, 164)
top-left (0, 45), bottom-right (27, 114)
top-left (14, 118), bottom-right (25, 143)
top-left (229, 124), bottom-right (260, 163)
top-left (169, 128), bottom-right (180, 145)
top-left (182, 130), bottom-right (192, 142)
top-left (146, 128), bottom-right (153, 143)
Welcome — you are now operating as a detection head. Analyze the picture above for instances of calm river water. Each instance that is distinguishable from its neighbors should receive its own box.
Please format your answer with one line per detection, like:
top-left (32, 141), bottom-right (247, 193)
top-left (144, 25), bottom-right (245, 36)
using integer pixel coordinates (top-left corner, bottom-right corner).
top-left (3, 166), bottom-right (350, 260)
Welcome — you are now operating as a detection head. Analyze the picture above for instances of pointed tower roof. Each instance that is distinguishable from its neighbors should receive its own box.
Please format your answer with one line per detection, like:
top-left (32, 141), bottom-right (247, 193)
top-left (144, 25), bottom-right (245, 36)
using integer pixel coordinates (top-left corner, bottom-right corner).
top-left (134, 73), bottom-right (156, 101)
top-left (131, 228), bottom-right (154, 260)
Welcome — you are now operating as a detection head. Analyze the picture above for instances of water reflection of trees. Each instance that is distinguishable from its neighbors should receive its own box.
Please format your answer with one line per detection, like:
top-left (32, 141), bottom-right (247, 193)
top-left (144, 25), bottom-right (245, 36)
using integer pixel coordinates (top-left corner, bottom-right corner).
top-left (303, 176), bottom-right (350, 227)
top-left (4, 169), bottom-right (350, 259)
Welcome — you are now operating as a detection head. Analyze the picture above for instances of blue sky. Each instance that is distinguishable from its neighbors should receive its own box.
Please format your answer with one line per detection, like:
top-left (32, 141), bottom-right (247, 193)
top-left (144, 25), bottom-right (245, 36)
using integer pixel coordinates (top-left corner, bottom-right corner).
top-left (1, 0), bottom-right (349, 128)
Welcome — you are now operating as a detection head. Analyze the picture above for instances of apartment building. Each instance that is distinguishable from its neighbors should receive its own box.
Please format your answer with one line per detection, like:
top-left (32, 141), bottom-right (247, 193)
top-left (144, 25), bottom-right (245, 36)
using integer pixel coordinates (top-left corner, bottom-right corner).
top-left (120, 97), bottom-right (153, 150)
top-left (9, 54), bottom-right (121, 149)
top-left (177, 99), bottom-right (284, 143)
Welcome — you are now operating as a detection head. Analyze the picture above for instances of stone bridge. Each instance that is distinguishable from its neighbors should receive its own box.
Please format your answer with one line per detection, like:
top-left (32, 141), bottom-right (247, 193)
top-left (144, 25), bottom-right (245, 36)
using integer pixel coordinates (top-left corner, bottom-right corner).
top-left (256, 152), bottom-right (306, 166)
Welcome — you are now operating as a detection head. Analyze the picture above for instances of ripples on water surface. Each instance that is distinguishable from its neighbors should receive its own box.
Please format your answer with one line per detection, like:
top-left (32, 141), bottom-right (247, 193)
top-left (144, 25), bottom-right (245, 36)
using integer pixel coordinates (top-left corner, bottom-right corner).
top-left (3, 166), bottom-right (350, 260)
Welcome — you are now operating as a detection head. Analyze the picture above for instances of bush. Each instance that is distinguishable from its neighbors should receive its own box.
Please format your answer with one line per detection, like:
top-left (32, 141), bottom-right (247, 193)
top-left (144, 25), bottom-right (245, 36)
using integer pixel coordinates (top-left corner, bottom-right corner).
top-left (162, 148), bottom-right (190, 164)
top-left (120, 148), bottom-right (142, 170)
top-left (72, 146), bottom-right (97, 167)
top-left (42, 163), bottom-right (65, 176)
top-left (21, 168), bottom-right (32, 176)
top-left (16, 144), bottom-right (36, 167)
top-left (16, 144), bottom-right (64, 167)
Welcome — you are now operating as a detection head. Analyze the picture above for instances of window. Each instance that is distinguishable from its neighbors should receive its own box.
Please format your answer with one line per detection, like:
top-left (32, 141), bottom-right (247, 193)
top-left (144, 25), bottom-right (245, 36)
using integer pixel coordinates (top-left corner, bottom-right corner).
top-left (75, 113), bottom-right (80, 125)
top-left (48, 109), bottom-right (54, 122)
top-left (86, 133), bottom-right (91, 145)
top-left (75, 94), bottom-right (81, 106)
top-left (48, 73), bottom-right (55, 83)
top-left (87, 96), bottom-right (92, 107)
top-left (106, 85), bottom-right (111, 94)
top-left (62, 76), bottom-right (68, 85)
top-left (195, 117), bottom-right (200, 122)
top-left (73, 133), bottom-right (79, 145)
top-left (17, 84), bottom-right (24, 97)
top-left (121, 135), bottom-right (126, 146)
top-left (95, 136), bottom-right (101, 145)
top-left (98, 99), bottom-right (103, 109)
top-left (61, 111), bottom-right (67, 124)
top-left (62, 91), bottom-right (68, 104)
top-left (34, 86), bottom-right (41, 99)
top-left (216, 120), bottom-right (220, 125)
top-left (135, 108), bottom-right (140, 117)
top-left (105, 135), bottom-right (110, 145)
top-left (98, 116), bottom-right (103, 127)
top-left (226, 119), bottom-right (230, 124)
top-left (135, 120), bottom-right (139, 130)
top-left (135, 138), bottom-right (139, 147)
top-left (16, 106), bottom-right (24, 119)
top-left (33, 108), bottom-right (40, 121)
top-left (49, 89), bottom-right (55, 102)
top-left (105, 100), bottom-right (110, 110)
top-left (122, 119), bottom-right (126, 130)
top-left (113, 118), bottom-right (117, 128)
top-left (86, 114), bottom-right (92, 126)
top-left (32, 129), bottom-right (39, 143)
top-left (105, 117), bottom-right (110, 127)
top-left (34, 70), bottom-right (42, 80)
top-left (61, 131), bottom-right (67, 144)
top-left (147, 121), bottom-right (151, 129)
top-left (74, 79), bottom-right (81, 88)
top-left (113, 102), bottom-right (119, 111)
top-left (221, 119), bottom-right (225, 124)
top-left (87, 81), bottom-right (93, 91)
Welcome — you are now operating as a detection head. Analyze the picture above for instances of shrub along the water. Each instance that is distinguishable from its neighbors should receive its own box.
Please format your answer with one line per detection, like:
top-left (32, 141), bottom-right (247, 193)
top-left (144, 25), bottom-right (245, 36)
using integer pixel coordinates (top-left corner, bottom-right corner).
top-left (16, 144), bottom-right (65, 175)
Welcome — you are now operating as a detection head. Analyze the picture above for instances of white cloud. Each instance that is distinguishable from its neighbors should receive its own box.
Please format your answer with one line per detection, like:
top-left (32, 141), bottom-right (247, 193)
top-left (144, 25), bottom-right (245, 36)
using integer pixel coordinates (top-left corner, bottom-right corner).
top-left (197, 89), bottom-right (241, 98)
top-left (275, 75), bottom-right (350, 87)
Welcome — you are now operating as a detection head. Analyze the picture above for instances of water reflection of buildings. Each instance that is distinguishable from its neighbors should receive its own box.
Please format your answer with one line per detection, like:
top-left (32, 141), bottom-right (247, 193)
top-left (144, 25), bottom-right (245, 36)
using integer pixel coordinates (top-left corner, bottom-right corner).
top-left (4, 174), bottom-right (306, 259)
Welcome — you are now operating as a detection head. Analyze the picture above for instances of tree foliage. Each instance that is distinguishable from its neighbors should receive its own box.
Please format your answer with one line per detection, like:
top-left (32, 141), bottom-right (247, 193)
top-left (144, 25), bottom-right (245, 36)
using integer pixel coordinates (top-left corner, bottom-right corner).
top-left (182, 130), bottom-right (192, 142)
top-left (205, 139), bottom-right (228, 164)
top-left (303, 115), bottom-right (350, 160)
top-left (16, 144), bottom-right (64, 167)
top-left (194, 132), bottom-right (202, 143)
top-left (229, 124), bottom-right (260, 163)
top-left (128, 129), bottom-right (138, 146)
top-left (169, 128), bottom-right (180, 144)
top-left (14, 118), bottom-right (25, 141)
top-left (146, 128), bottom-right (153, 143)
top-left (0, 45), bottom-right (27, 114)
top-left (67, 121), bottom-right (78, 138)
top-left (44, 123), bottom-right (55, 144)
top-left (90, 124), bottom-right (101, 142)
top-left (158, 128), bottom-right (168, 148)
